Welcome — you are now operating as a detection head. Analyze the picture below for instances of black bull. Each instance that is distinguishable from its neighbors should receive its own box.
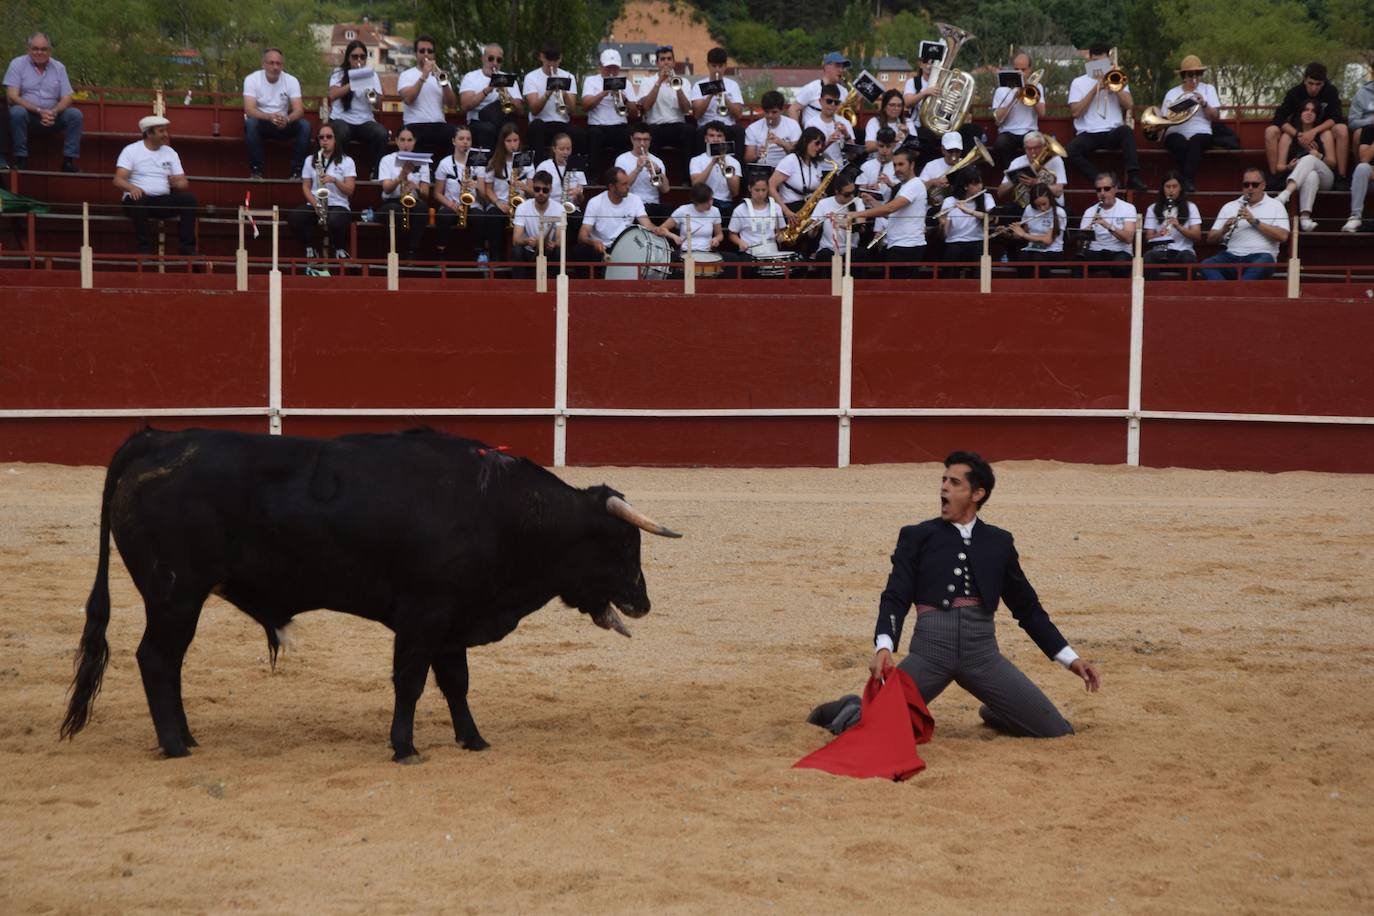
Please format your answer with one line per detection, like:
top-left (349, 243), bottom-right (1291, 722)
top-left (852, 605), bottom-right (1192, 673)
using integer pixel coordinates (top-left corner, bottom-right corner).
top-left (60, 428), bottom-right (680, 762)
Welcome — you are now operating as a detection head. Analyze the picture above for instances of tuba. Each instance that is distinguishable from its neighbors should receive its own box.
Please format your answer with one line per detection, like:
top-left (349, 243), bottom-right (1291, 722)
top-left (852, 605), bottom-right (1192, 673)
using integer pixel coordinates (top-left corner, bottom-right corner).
top-left (928, 139), bottom-right (994, 206)
top-left (920, 22), bottom-right (977, 134)
top-left (1012, 134), bottom-right (1067, 207)
top-left (779, 158), bottom-right (838, 245)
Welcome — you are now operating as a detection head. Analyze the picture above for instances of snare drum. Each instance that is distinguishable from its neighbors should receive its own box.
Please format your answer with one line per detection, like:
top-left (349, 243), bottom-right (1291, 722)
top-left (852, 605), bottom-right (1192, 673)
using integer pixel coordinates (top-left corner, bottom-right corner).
top-left (604, 226), bottom-right (673, 280)
top-left (691, 251), bottom-right (724, 276)
top-left (753, 252), bottom-right (799, 278)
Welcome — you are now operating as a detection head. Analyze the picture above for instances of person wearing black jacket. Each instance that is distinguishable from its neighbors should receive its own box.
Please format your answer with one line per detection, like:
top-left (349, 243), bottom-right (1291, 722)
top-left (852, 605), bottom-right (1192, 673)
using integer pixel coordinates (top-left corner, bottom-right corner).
top-left (809, 451), bottom-right (1101, 738)
top-left (1265, 62), bottom-right (1351, 188)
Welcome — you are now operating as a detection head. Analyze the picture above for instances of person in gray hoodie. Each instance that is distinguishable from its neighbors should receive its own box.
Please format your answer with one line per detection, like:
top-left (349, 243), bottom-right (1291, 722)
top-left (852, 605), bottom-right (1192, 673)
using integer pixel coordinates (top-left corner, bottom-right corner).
top-left (1343, 68), bottom-right (1374, 233)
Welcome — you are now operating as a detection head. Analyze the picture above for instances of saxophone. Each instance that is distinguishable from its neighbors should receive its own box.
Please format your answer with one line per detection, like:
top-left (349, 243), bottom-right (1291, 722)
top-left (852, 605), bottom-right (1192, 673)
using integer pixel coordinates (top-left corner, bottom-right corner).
top-left (779, 157), bottom-right (838, 245)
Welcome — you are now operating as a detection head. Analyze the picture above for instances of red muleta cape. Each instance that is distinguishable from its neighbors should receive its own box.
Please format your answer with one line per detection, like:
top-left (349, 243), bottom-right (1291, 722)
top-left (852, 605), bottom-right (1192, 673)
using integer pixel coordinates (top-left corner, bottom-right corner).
top-left (794, 667), bottom-right (935, 781)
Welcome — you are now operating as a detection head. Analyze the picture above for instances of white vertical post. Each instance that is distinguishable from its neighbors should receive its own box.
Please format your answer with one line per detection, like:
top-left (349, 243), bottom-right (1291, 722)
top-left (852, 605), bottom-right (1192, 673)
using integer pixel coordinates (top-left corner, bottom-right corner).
top-left (269, 207), bottom-right (283, 435)
top-left (683, 215), bottom-right (695, 295)
top-left (386, 209), bottom-right (399, 291)
top-left (1126, 221), bottom-right (1145, 467)
top-left (79, 201), bottom-right (93, 289)
top-left (830, 243), bottom-right (842, 296)
top-left (553, 212), bottom-right (569, 466)
top-left (235, 206), bottom-right (248, 291)
top-left (1286, 214), bottom-right (1301, 299)
top-left (979, 210), bottom-right (992, 294)
top-left (838, 242), bottom-right (855, 469)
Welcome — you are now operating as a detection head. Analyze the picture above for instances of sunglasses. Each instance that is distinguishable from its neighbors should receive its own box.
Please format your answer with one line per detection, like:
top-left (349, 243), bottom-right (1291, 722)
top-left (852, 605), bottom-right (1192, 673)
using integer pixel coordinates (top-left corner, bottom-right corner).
top-left (1241, 181), bottom-right (1263, 188)
top-left (487, 55), bottom-right (503, 62)
top-left (417, 48), bottom-right (435, 55)
top-left (349, 52), bottom-right (367, 59)
top-left (1095, 186), bottom-right (1114, 192)
top-left (823, 98), bottom-right (839, 104)
top-left (532, 186), bottom-right (551, 193)
top-left (319, 134), bottom-right (335, 140)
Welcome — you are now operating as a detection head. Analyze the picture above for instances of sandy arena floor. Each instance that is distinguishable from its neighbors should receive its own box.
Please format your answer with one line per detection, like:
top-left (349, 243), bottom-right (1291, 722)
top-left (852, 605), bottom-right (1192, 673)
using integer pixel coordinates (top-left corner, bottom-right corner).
top-left (1, 458), bottom-right (1371, 913)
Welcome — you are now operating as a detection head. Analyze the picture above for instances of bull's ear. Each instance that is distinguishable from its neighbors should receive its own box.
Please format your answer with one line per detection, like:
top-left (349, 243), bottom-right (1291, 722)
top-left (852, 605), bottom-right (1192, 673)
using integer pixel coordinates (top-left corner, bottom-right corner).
top-left (605, 495), bottom-right (683, 538)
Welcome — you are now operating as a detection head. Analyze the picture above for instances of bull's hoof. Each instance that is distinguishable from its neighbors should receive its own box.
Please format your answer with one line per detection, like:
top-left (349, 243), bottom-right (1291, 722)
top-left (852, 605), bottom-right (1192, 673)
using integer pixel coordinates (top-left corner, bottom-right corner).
top-left (460, 735), bottom-right (489, 752)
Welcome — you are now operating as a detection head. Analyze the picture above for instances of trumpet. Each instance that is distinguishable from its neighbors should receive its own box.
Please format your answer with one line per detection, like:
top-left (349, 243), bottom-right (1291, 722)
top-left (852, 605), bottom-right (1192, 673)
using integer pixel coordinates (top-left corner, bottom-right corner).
top-left (646, 156), bottom-right (666, 189)
top-left (498, 85), bottom-right (515, 115)
top-left (1017, 69), bottom-right (1045, 106)
top-left (612, 90), bottom-right (627, 117)
top-left (716, 91), bottom-right (730, 116)
top-left (555, 92), bottom-right (568, 117)
top-left (669, 76), bottom-right (683, 90)
top-left (400, 189), bottom-right (417, 231)
top-left (716, 155), bottom-right (736, 180)
top-left (436, 68), bottom-right (450, 88)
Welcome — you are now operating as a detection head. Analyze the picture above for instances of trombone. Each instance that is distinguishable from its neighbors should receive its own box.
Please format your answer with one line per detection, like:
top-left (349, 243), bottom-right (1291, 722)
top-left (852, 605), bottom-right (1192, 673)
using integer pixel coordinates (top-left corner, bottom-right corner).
top-left (1017, 69), bottom-right (1045, 106)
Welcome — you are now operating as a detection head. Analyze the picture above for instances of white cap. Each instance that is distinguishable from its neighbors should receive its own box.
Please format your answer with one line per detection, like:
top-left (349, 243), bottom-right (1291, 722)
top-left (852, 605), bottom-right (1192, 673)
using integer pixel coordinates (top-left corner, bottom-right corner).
top-left (600, 49), bottom-right (621, 67)
top-left (139, 115), bottom-right (170, 133)
top-left (941, 132), bottom-right (963, 151)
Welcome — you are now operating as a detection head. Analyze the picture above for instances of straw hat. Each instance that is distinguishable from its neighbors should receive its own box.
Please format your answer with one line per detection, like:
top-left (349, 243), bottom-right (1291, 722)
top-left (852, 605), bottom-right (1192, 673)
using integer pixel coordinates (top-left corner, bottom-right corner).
top-left (1176, 55), bottom-right (1206, 73)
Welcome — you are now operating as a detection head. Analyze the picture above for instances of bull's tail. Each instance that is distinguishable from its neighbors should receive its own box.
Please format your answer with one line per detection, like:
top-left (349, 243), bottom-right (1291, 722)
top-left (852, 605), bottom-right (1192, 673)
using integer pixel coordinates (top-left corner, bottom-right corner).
top-left (61, 430), bottom-right (157, 739)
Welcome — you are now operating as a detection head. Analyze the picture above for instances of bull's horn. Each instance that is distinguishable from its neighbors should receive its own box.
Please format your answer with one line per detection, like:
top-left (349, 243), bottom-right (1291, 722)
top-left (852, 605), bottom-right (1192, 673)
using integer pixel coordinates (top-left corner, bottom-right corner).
top-left (606, 495), bottom-right (683, 538)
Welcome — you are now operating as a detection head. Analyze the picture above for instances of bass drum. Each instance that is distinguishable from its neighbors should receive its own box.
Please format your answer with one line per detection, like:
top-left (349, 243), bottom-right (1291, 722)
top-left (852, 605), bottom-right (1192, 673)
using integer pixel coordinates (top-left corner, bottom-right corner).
top-left (604, 226), bottom-right (673, 280)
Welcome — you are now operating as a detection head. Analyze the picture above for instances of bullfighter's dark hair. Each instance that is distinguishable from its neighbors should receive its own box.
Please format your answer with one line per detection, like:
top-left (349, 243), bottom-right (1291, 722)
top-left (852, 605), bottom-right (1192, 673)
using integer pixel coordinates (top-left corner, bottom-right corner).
top-left (945, 451), bottom-right (995, 507)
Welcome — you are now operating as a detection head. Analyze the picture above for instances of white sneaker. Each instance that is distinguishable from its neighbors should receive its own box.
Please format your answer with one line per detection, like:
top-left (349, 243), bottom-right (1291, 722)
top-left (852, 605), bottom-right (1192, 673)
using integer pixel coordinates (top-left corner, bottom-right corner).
top-left (336, 248), bottom-right (350, 260)
top-left (304, 246), bottom-right (318, 259)
top-left (1299, 216), bottom-right (1318, 232)
top-left (1275, 187), bottom-right (1292, 205)
top-left (1343, 214), bottom-right (1363, 233)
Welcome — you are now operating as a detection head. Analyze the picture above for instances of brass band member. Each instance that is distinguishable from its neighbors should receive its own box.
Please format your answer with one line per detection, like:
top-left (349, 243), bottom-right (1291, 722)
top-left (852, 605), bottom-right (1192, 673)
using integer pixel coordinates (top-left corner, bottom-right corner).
top-left (858, 127), bottom-right (900, 203)
top-left (615, 122), bottom-right (671, 220)
top-left (572, 166), bottom-right (659, 276)
top-left (856, 147), bottom-right (929, 278)
top-left (1142, 170), bottom-right (1202, 277)
top-left (1156, 55), bottom-right (1221, 193)
top-left (937, 170), bottom-right (993, 278)
top-left (535, 131), bottom-right (587, 217)
top-left (809, 175), bottom-right (868, 276)
top-left (481, 122), bottom-right (534, 225)
top-left (641, 44), bottom-right (694, 173)
top-left (864, 89), bottom-right (912, 159)
top-left (804, 84), bottom-right (856, 165)
top-left (768, 126), bottom-right (827, 225)
top-left (1200, 167), bottom-right (1289, 280)
top-left (1006, 183), bottom-right (1067, 278)
top-left (376, 127), bottom-right (431, 260)
top-left (581, 49), bottom-right (640, 173)
top-left (744, 91), bottom-right (800, 167)
top-left (327, 39), bottom-right (389, 180)
top-left (689, 47), bottom-right (746, 156)
top-left (460, 42), bottom-right (523, 151)
top-left (523, 41), bottom-right (580, 168)
top-left (289, 125), bottom-right (356, 259)
top-left (511, 170), bottom-right (560, 277)
top-left (688, 121), bottom-right (743, 222)
top-left (1079, 170), bottom-right (1137, 278)
top-left (397, 35), bottom-right (457, 160)
top-left (726, 174), bottom-right (788, 272)
top-left (991, 51), bottom-right (1044, 168)
top-left (661, 182), bottom-right (724, 257)
top-left (433, 125), bottom-right (485, 261)
top-left (791, 51), bottom-right (849, 122)
top-left (1065, 42), bottom-right (1146, 190)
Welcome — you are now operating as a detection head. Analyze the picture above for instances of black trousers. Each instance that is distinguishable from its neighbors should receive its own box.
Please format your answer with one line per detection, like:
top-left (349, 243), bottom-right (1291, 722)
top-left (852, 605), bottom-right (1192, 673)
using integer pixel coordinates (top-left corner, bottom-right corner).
top-left (331, 120), bottom-right (390, 179)
top-left (648, 121), bottom-right (695, 176)
top-left (375, 200), bottom-right (429, 257)
top-left (1162, 132), bottom-right (1213, 186)
top-left (288, 204), bottom-right (352, 253)
top-left (586, 123), bottom-right (631, 174)
top-left (992, 129), bottom-right (1026, 170)
top-left (123, 193), bottom-right (198, 254)
top-left (939, 239), bottom-right (983, 278)
top-left (1015, 249), bottom-right (1063, 278)
top-left (405, 121), bottom-right (456, 164)
top-left (527, 120), bottom-right (586, 164)
top-left (883, 243), bottom-right (928, 279)
top-left (435, 205), bottom-right (500, 257)
top-left (1066, 126), bottom-right (1140, 182)
top-left (1082, 247), bottom-right (1132, 277)
top-left (1143, 245), bottom-right (1196, 279)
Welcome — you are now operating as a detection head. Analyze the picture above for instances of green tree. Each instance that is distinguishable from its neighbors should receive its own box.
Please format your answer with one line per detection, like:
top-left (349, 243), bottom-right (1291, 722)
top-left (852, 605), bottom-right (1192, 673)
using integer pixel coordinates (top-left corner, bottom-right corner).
top-left (874, 10), bottom-right (933, 66)
top-left (416, 0), bottom-right (612, 76)
top-left (721, 19), bottom-right (783, 65)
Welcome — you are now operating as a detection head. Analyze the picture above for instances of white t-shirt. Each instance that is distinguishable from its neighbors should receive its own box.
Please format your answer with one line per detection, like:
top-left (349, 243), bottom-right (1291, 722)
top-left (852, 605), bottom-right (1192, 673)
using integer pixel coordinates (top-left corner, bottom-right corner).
top-left (1021, 204), bottom-right (1068, 253)
top-left (802, 111), bottom-right (855, 163)
top-left (864, 116), bottom-right (914, 150)
top-left (919, 156), bottom-right (957, 196)
top-left (376, 152), bottom-right (431, 201)
top-left (884, 177), bottom-right (928, 247)
top-left (857, 158), bottom-right (897, 202)
top-left (484, 159), bottom-right (534, 205)
top-left (524, 67), bottom-right (576, 124)
top-left (328, 69), bottom-right (382, 125)
top-left (1161, 83), bottom-right (1220, 139)
top-left (992, 85), bottom-right (1038, 134)
top-left (903, 73), bottom-right (932, 99)
top-left (794, 78), bottom-right (835, 118)
top-left (243, 70), bottom-right (301, 117)
top-left (581, 74), bottom-right (639, 126)
top-left (812, 195), bottom-right (866, 252)
top-left (615, 150), bottom-right (669, 204)
top-left (773, 153), bottom-right (826, 204)
top-left (1143, 200), bottom-right (1201, 252)
top-left (302, 155), bottom-right (357, 209)
top-left (398, 67), bottom-right (447, 124)
top-left (1069, 72), bottom-right (1128, 133)
top-left (460, 68), bottom-right (521, 120)
top-left (939, 191), bottom-right (994, 244)
top-left (1212, 195), bottom-right (1287, 257)
top-left (668, 204), bottom-right (721, 252)
top-left (582, 191), bottom-right (647, 246)
top-left (689, 151), bottom-right (743, 200)
top-left (1080, 198), bottom-right (1137, 253)
top-left (116, 141), bottom-right (184, 198)
top-left (1004, 152), bottom-right (1068, 206)
top-left (744, 116), bottom-right (801, 167)
top-left (728, 198), bottom-right (786, 250)
top-left (536, 158), bottom-right (587, 209)
top-left (513, 198), bottom-right (558, 243)
top-left (640, 74), bottom-right (688, 125)
top-left (434, 153), bottom-right (480, 204)
top-left (687, 77), bottom-right (744, 126)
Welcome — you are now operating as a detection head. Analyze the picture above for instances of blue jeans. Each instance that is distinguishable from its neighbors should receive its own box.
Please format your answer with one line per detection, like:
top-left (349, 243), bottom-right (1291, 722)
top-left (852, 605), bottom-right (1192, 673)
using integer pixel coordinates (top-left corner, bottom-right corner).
top-left (9, 106), bottom-right (83, 158)
top-left (244, 117), bottom-right (312, 173)
top-left (1199, 250), bottom-right (1276, 281)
